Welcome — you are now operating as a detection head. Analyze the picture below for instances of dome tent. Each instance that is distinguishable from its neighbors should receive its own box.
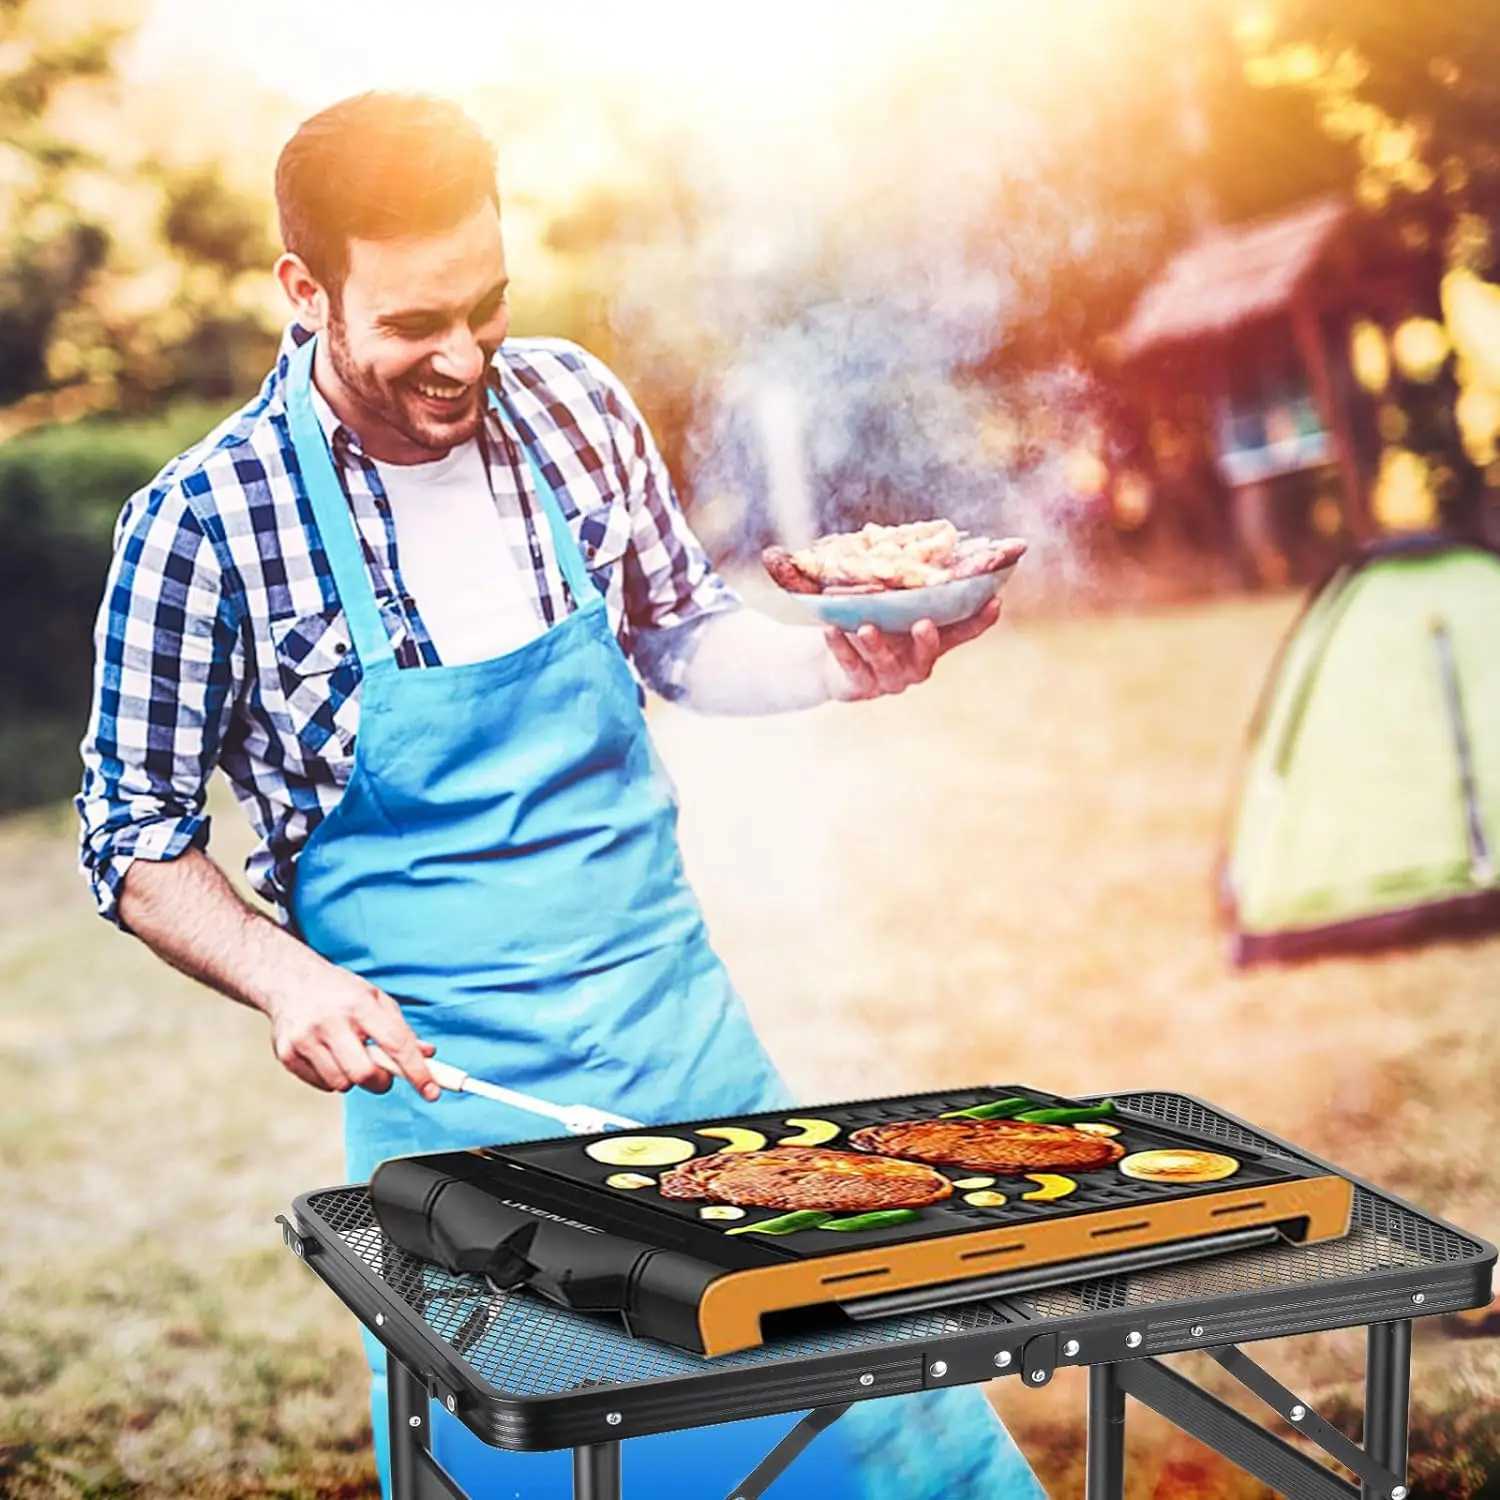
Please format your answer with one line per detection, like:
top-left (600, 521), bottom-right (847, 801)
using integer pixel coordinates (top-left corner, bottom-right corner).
top-left (1223, 535), bottom-right (1500, 965)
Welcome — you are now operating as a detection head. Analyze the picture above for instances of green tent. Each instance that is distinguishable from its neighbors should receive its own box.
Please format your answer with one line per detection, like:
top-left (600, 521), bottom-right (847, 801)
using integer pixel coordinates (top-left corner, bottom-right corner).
top-left (1223, 536), bottom-right (1500, 965)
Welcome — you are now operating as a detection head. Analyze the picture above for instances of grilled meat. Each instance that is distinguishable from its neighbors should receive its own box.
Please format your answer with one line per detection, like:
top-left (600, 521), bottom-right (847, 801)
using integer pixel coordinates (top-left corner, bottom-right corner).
top-left (658, 1145), bottom-right (953, 1212)
top-left (849, 1118), bottom-right (1125, 1175)
top-left (762, 522), bottom-right (1027, 594)
top-left (761, 546), bottom-right (822, 593)
top-left (949, 536), bottom-right (1029, 579)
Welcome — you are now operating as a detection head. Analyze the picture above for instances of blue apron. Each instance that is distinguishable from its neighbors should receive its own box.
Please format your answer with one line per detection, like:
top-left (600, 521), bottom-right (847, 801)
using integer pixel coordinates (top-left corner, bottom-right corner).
top-left (284, 336), bottom-right (1041, 1499)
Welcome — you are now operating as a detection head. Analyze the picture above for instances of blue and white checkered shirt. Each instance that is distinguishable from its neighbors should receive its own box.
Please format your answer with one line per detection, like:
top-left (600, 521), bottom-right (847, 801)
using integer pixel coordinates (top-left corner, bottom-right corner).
top-left (77, 324), bottom-right (738, 929)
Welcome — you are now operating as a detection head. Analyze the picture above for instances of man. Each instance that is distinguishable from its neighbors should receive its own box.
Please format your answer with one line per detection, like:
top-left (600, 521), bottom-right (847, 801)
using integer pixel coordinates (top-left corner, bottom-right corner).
top-left (78, 94), bottom-right (1038, 1498)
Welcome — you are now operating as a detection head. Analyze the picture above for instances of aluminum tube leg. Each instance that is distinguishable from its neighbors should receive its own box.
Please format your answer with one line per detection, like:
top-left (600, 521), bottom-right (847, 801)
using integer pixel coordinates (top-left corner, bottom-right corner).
top-left (573, 1441), bottom-right (622, 1500)
top-left (1087, 1363), bottom-right (1127, 1500)
top-left (388, 1356), bottom-right (432, 1500)
top-left (1364, 1321), bottom-right (1412, 1500)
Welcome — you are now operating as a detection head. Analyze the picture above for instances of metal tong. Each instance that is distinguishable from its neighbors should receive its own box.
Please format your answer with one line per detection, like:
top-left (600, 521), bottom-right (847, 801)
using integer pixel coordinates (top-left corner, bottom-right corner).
top-left (364, 1043), bottom-right (641, 1136)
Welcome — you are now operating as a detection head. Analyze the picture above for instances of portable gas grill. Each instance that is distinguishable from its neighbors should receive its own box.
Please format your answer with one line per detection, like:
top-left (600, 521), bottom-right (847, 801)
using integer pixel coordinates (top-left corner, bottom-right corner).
top-left (366, 1085), bottom-right (1354, 1357)
top-left (281, 1091), bottom-right (1495, 1500)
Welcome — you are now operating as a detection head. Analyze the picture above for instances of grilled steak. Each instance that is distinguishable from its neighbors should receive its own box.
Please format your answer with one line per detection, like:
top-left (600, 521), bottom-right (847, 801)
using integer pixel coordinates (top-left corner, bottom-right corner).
top-left (658, 1146), bottom-right (953, 1212)
top-left (849, 1119), bottom-right (1125, 1175)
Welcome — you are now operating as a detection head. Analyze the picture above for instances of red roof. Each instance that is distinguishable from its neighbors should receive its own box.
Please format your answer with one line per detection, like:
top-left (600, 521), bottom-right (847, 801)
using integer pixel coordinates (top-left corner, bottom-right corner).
top-left (1111, 197), bottom-right (1349, 359)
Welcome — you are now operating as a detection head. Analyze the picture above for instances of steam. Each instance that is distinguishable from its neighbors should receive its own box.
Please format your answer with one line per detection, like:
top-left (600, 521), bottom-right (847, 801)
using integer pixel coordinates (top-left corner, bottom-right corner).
top-left (601, 45), bottom-right (1113, 595)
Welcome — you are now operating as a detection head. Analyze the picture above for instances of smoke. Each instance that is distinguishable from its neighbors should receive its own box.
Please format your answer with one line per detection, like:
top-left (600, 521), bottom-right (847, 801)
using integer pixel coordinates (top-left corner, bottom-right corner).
top-left (598, 33), bottom-right (1116, 592)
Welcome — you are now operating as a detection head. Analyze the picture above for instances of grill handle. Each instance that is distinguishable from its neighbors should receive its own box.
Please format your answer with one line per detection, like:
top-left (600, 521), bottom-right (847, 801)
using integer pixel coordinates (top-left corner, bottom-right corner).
top-left (370, 1157), bottom-right (658, 1316)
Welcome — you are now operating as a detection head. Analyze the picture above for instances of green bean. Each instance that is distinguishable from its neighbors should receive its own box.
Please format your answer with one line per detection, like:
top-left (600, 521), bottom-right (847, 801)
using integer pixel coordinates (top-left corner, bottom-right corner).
top-left (940, 1096), bottom-right (1035, 1120)
top-left (817, 1209), bottom-right (924, 1232)
top-left (723, 1210), bottom-right (833, 1236)
top-left (1015, 1100), bottom-right (1119, 1125)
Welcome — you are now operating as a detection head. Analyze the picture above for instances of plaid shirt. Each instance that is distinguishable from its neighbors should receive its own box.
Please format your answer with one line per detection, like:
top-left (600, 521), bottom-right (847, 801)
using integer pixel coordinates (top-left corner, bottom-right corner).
top-left (77, 324), bottom-right (738, 929)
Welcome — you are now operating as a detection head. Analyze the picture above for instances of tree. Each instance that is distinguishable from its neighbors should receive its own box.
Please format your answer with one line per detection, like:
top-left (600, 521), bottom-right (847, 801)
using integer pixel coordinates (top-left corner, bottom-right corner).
top-left (0, 0), bottom-right (280, 433)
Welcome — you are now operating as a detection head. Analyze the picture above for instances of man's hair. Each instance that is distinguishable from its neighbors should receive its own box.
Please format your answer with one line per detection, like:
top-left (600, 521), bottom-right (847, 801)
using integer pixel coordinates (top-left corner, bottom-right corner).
top-left (275, 92), bottom-right (499, 291)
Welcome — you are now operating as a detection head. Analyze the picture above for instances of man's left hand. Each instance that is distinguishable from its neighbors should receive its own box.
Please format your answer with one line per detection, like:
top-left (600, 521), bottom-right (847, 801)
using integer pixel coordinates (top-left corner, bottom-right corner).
top-left (822, 598), bottom-right (1001, 701)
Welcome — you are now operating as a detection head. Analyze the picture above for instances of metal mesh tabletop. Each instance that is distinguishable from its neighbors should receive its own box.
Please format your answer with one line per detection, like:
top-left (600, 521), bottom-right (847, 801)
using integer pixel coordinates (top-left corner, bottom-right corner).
top-left (288, 1092), bottom-right (1494, 1451)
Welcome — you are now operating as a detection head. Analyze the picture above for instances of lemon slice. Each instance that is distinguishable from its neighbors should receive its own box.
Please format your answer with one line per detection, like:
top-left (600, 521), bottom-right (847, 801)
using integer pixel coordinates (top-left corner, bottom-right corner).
top-left (779, 1118), bottom-right (841, 1146)
top-left (1022, 1174), bottom-right (1078, 1201)
top-left (697, 1127), bottom-right (767, 1153)
top-left (585, 1135), bottom-right (696, 1168)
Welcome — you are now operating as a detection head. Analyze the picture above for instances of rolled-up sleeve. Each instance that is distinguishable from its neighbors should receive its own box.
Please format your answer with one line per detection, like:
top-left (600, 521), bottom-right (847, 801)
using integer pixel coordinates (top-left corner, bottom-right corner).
top-left (76, 478), bottom-right (241, 928)
top-left (580, 350), bottom-right (740, 635)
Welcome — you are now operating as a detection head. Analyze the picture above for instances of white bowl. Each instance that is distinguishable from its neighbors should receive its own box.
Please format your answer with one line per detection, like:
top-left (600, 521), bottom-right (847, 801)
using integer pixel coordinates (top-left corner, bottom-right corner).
top-left (789, 563), bottom-right (1019, 634)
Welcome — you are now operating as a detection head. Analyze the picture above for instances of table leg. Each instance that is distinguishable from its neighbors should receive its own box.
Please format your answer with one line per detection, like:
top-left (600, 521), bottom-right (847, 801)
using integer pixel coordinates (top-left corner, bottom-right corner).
top-left (1363, 1321), bottom-right (1412, 1500)
top-left (573, 1441), bottom-right (622, 1500)
top-left (1087, 1363), bottom-right (1127, 1500)
top-left (388, 1356), bottom-right (431, 1500)
top-left (386, 1358), bottom-right (466, 1500)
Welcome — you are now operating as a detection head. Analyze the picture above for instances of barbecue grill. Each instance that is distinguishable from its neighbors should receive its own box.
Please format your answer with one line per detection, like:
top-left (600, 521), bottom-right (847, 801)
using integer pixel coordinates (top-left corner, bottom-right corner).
top-left (367, 1085), bottom-right (1352, 1356)
top-left (280, 1091), bottom-right (1495, 1500)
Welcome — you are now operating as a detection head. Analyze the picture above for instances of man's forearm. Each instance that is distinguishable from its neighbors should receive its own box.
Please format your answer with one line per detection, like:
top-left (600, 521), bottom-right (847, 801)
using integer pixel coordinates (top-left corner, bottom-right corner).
top-left (117, 847), bottom-right (319, 1017)
top-left (633, 608), bottom-right (836, 715)
top-left (117, 848), bottom-right (440, 1099)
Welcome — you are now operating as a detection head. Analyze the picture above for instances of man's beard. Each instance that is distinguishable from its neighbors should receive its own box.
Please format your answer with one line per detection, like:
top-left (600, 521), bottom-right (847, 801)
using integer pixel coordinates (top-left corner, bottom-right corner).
top-left (326, 318), bottom-right (483, 455)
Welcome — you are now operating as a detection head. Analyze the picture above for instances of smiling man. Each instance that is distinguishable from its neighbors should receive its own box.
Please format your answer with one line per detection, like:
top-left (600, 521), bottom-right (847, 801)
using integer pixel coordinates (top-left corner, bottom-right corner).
top-left (76, 94), bottom-right (1034, 1498)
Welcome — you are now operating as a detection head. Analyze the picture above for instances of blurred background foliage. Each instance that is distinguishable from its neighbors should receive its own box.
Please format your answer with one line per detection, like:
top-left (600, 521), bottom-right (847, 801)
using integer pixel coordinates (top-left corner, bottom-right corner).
top-left (3, 0), bottom-right (1500, 811)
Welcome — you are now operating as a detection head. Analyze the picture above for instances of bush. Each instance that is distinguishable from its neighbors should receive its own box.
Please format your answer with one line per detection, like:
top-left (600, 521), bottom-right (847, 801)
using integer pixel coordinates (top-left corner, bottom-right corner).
top-left (1, 400), bottom-right (235, 812)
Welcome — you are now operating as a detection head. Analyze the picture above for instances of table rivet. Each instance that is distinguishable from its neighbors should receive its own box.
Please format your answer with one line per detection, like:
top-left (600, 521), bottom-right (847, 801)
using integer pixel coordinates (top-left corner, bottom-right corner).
top-left (606, 1412), bottom-right (622, 1426)
top-left (1290, 1405), bottom-right (1306, 1422)
top-left (1029, 1370), bottom-right (1047, 1384)
top-left (859, 1373), bottom-right (874, 1387)
top-left (375, 1313), bottom-right (384, 1327)
top-left (445, 1395), bottom-right (456, 1414)
top-left (1190, 1325), bottom-right (1205, 1339)
top-left (408, 1415), bottom-right (422, 1428)
top-left (1411, 1293), bottom-right (1425, 1305)
top-left (1125, 1331), bottom-right (1142, 1349)
top-left (994, 1351), bottom-right (1013, 1369)
top-left (1063, 1339), bottom-right (1080, 1357)
top-left (929, 1361), bottom-right (948, 1378)
top-left (1392, 1487), bottom-right (1408, 1500)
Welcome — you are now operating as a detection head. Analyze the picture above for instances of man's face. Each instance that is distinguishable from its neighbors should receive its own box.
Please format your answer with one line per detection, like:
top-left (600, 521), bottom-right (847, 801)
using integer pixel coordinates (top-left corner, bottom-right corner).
top-left (322, 201), bottom-right (510, 461)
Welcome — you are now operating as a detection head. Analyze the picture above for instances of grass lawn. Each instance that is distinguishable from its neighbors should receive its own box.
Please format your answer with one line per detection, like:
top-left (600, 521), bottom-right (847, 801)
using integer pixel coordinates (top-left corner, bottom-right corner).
top-left (3, 589), bottom-right (1496, 1497)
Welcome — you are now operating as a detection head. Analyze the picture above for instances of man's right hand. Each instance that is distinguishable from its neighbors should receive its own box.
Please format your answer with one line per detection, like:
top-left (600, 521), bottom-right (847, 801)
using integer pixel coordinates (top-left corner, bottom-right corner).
top-left (263, 962), bottom-right (441, 1099)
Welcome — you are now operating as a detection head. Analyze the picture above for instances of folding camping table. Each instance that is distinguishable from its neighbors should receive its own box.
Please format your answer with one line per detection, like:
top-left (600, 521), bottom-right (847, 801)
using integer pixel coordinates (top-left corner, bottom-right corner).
top-left (280, 1091), bottom-right (1496, 1500)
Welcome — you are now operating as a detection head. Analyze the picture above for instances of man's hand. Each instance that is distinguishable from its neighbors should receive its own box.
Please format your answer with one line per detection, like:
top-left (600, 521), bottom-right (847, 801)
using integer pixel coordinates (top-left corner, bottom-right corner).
top-left (262, 959), bottom-right (441, 1100)
top-left (821, 598), bottom-right (1001, 701)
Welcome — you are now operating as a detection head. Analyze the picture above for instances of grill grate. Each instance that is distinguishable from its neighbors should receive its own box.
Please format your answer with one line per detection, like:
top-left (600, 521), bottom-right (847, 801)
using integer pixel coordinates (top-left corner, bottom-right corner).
top-left (495, 1085), bottom-right (1300, 1248)
top-left (299, 1092), bottom-right (1487, 1400)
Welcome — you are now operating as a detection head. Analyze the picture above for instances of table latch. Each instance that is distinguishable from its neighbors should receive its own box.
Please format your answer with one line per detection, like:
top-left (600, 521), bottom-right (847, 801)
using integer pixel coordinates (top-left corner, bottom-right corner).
top-left (1022, 1332), bottom-right (1059, 1387)
top-left (276, 1214), bottom-right (315, 1261)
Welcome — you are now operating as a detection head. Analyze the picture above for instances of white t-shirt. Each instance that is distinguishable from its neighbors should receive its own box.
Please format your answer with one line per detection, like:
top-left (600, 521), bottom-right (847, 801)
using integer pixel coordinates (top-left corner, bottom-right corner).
top-left (372, 438), bottom-right (547, 665)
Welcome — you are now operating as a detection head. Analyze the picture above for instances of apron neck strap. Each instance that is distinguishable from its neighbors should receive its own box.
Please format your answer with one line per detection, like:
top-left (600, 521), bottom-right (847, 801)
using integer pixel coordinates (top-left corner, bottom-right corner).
top-left (487, 388), bottom-right (596, 605)
top-left (285, 336), bottom-right (395, 670)
top-left (285, 335), bottom-right (598, 669)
